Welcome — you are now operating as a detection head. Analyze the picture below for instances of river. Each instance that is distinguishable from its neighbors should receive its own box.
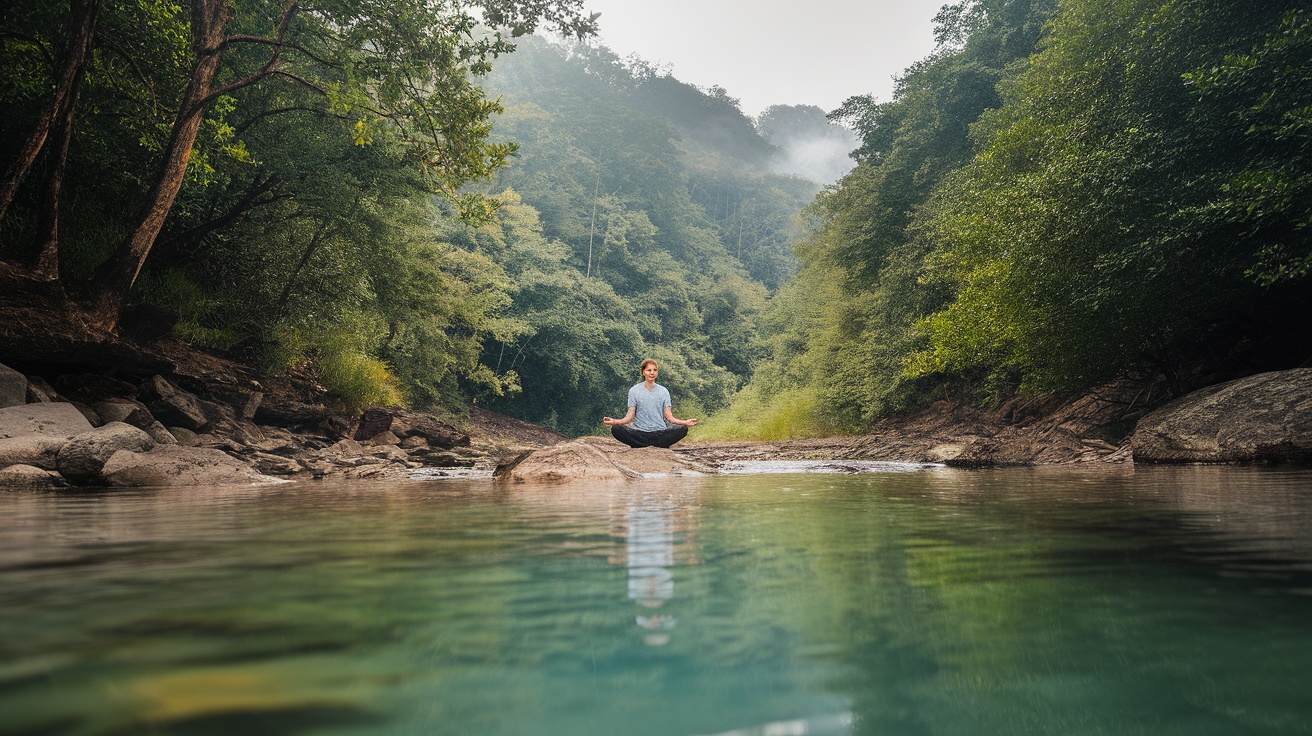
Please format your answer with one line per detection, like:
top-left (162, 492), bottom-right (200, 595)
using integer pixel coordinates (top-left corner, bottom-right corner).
top-left (2, 465), bottom-right (1311, 735)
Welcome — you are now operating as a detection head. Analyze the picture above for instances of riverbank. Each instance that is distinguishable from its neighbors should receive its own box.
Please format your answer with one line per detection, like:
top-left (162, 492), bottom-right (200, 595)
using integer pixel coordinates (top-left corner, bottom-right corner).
top-left (2, 318), bottom-right (1308, 489)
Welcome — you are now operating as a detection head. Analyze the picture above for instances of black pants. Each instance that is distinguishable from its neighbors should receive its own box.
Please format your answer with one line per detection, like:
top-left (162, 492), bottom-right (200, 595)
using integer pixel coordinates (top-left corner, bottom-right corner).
top-left (611, 424), bottom-right (688, 448)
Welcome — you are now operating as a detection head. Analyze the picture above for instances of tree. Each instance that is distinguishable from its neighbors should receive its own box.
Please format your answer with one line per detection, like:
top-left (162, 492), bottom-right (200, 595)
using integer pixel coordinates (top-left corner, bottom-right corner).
top-left (914, 0), bottom-right (1311, 395)
top-left (0, 0), bottom-right (598, 326)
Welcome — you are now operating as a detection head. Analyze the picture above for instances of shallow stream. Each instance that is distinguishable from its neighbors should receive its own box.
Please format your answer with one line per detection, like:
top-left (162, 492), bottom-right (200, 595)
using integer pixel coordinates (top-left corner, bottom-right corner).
top-left (3, 465), bottom-right (1311, 735)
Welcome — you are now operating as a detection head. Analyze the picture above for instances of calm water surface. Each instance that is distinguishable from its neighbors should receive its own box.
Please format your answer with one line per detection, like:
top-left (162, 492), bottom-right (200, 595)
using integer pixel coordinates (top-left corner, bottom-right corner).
top-left (2, 465), bottom-right (1312, 735)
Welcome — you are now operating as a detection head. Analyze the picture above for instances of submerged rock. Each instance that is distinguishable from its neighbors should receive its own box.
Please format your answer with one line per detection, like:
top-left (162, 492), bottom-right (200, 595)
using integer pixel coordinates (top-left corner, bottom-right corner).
top-left (497, 437), bottom-right (711, 484)
top-left (1132, 368), bottom-right (1312, 464)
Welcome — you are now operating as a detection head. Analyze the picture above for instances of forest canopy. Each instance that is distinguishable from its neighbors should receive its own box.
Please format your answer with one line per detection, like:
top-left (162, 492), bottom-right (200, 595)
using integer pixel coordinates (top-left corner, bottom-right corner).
top-left (715, 0), bottom-right (1312, 437)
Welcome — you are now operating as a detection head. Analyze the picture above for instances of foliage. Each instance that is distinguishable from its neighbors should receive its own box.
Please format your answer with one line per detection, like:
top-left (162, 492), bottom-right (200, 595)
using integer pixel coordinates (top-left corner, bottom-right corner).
top-left (915, 0), bottom-right (1312, 394)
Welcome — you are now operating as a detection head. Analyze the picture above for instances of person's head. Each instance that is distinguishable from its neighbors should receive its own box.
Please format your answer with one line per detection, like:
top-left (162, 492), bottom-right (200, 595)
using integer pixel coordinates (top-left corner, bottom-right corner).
top-left (639, 358), bottom-right (658, 381)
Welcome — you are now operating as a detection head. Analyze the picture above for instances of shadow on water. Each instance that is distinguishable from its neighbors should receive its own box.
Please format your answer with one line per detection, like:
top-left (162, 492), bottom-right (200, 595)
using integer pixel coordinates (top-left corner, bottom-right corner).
top-left (1, 465), bottom-right (1311, 735)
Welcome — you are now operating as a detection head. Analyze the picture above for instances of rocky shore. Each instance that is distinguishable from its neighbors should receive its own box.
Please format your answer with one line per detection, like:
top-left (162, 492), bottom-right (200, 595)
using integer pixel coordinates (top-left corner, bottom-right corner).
top-left (2, 342), bottom-right (1308, 490)
top-left (0, 353), bottom-right (560, 489)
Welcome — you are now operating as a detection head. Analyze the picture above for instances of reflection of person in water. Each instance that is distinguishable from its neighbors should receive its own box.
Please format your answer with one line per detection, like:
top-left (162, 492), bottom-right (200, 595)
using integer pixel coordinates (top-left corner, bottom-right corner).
top-left (627, 497), bottom-right (677, 646)
top-left (603, 359), bottom-right (698, 449)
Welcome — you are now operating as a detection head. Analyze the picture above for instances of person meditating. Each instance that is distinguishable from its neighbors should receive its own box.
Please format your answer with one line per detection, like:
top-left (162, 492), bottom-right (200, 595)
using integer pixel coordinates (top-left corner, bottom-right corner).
top-left (603, 359), bottom-right (698, 448)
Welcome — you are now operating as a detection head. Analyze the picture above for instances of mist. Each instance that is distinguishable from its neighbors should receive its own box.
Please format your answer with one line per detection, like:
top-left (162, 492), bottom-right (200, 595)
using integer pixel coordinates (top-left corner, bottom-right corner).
top-left (757, 104), bottom-right (859, 184)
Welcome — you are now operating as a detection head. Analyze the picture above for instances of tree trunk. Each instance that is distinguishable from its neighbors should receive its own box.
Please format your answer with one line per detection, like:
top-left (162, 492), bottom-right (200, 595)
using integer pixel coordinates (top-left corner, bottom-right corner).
top-left (90, 0), bottom-right (232, 327)
top-left (33, 0), bottom-right (102, 282)
top-left (0, 0), bottom-right (101, 225)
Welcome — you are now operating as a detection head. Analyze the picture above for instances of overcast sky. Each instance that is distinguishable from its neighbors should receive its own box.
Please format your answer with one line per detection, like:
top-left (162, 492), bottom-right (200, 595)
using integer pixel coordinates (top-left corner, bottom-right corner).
top-left (578, 0), bottom-right (948, 117)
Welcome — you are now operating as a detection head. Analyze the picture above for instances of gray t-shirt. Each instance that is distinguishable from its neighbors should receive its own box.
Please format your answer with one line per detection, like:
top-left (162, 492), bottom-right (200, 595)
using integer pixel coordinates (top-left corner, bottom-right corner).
top-left (627, 382), bottom-right (671, 432)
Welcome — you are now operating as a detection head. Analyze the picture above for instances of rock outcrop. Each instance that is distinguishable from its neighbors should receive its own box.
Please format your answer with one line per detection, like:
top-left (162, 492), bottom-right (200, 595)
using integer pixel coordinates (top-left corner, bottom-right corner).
top-left (1131, 368), bottom-right (1312, 463)
top-left (497, 437), bottom-right (712, 484)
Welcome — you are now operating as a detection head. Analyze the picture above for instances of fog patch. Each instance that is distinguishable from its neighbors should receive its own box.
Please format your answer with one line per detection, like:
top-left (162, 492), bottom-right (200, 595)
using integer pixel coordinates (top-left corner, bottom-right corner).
top-left (757, 104), bottom-right (859, 184)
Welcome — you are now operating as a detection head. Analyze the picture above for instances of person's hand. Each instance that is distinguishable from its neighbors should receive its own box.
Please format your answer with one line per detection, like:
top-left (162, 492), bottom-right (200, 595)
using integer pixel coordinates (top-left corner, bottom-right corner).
top-left (603, 416), bottom-right (617, 425)
top-left (685, 418), bottom-right (698, 427)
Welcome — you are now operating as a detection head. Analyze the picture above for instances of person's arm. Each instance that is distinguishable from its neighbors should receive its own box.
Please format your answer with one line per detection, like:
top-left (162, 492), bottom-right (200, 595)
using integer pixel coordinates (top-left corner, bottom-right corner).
top-left (603, 406), bottom-right (636, 426)
top-left (664, 406), bottom-right (698, 427)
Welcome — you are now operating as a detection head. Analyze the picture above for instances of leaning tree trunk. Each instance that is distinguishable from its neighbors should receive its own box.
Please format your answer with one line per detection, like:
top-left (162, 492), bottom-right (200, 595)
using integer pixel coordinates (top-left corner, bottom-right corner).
top-left (90, 0), bottom-right (232, 328)
top-left (0, 0), bottom-right (101, 226)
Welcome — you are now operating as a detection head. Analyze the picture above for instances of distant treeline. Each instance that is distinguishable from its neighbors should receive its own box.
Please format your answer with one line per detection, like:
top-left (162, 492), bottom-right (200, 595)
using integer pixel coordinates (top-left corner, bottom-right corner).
top-left (710, 0), bottom-right (1312, 437)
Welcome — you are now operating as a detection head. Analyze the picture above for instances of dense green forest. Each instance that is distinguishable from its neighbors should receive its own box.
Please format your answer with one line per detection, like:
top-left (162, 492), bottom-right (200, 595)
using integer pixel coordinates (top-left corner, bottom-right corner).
top-left (0, 0), bottom-right (837, 435)
top-left (712, 0), bottom-right (1312, 437)
top-left (3, 0), bottom-right (1309, 439)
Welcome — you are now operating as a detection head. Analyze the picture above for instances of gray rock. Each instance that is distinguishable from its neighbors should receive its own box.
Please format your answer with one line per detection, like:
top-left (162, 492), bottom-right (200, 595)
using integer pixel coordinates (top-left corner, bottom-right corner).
top-left (100, 445), bottom-right (283, 487)
top-left (0, 463), bottom-right (69, 489)
top-left (143, 421), bottom-right (178, 445)
top-left (389, 409), bottom-right (469, 448)
top-left (1132, 368), bottom-right (1312, 464)
top-left (251, 452), bottom-right (303, 475)
top-left (91, 398), bottom-right (156, 429)
top-left (354, 407), bottom-right (394, 440)
top-left (370, 430), bottom-right (401, 446)
top-left (57, 422), bottom-right (157, 485)
top-left (70, 402), bottom-right (102, 427)
top-left (168, 426), bottom-right (202, 447)
top-left (0, 435), bottom-right (69, 470)
top-left (496, 437), bottom-right (710, 483)
top-left (25, 375), bottom-right (60, 403)
top-left (141, 375), bottom-right (209, 431)
top-left (0, 402), bottom-right (94, 440)
top-left (0, 363), bottom-right (28, 408)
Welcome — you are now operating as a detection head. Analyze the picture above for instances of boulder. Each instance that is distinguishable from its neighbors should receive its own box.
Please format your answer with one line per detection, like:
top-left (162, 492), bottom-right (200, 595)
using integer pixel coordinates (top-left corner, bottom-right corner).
top-left (25, 375), bottom-right (60, 403)
top-left (497, 437), bottom-right (710, 484)
top-left (0, 402), bottom-right (95, 470)
top-left (0, 402), bottom-right (94, 440)
top-left (142, 421), bottom-right (178, 445)
top-left (0, 464), bottom-right (69, 489)
top-left (100, 445), bottom-right (283, 487)
top-left (1132, 368), bottom-right (1312, 464)
top-left (0, 363), bottom-right (29, 408)
top-left (57, 422), bottom-right (157, 485)
top-left (0, 435), bottom-right (69, 470)
top-left (369, 430), bottom-right (401, 446)
top-left (168, 426), bottom-right (202, 447)
top-left (389, 409), bottom-right (469, 448)
top-left (140, 375), bottom-right (209, 431)
top-left (91, 398), bottom-right (156, 428)
top-left (353, 407), bottom-right (394, 441)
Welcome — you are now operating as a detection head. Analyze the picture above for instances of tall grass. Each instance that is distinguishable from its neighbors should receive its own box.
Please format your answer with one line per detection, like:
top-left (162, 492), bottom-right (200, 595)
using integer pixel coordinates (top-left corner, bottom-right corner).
top-left (695, 384), bottom-right (841, 441)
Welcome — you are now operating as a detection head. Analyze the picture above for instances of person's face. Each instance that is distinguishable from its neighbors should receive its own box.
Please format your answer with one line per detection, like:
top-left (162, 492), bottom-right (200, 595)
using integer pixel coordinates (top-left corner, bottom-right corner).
top-left (643, 363), bottom-right (658, 382)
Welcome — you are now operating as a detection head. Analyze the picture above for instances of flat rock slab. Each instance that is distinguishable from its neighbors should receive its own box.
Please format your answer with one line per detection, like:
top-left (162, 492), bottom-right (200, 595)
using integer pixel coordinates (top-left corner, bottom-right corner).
top-left (0, 402), bottom-right (94, 440)
top-left (498, 437), bottom-right (712, 484)
top-left (100, 445), bottom-right (284, 487)
top-left (1132, 368), bottom-right (1312, 463)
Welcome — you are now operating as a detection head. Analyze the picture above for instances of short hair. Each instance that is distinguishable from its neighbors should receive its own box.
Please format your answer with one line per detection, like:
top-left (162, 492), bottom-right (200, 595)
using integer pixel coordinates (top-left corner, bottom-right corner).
top-left (639, 358), bottom-right (658, 372)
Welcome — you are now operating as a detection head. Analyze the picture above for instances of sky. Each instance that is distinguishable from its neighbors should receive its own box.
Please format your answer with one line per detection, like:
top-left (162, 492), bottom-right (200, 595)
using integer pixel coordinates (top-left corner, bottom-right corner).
top-left (577, 0), bottom-right (948, 117)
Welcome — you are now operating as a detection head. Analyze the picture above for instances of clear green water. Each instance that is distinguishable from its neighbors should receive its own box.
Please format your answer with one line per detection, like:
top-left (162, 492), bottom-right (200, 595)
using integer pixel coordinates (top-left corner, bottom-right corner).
top-left (3, 465), bottom-right (1312, 735)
